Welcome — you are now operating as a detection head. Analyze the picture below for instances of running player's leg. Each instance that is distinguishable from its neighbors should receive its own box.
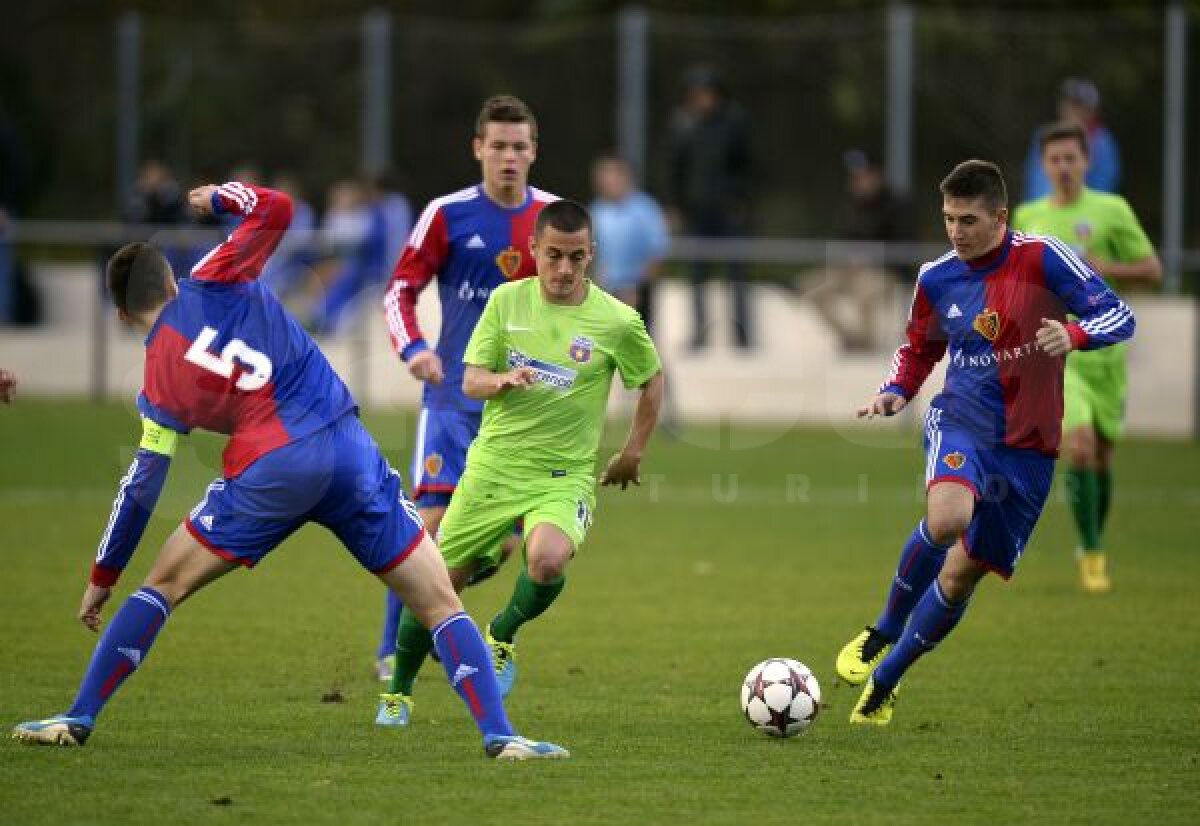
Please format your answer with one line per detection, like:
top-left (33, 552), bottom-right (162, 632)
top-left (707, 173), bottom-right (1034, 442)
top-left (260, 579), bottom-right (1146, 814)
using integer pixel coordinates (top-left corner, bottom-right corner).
top-left (837, 411), bottom-right (972, 685)
top-left (375, 534), bottom-right (515, 741)
top-left (370, 467), bottom-right (515, 708)
top-left (377, 503), bottom-right (445, 680)
top-left (14, 526), bottom-right (238, 745)
top-left (851, 481), bottom-right (977, 724)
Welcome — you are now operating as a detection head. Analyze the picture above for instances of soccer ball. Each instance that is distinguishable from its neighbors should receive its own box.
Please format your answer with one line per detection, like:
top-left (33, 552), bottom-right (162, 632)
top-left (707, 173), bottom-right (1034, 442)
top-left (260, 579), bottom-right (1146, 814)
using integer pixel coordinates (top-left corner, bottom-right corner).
top-left (740, 658), bottom-right (821, 738)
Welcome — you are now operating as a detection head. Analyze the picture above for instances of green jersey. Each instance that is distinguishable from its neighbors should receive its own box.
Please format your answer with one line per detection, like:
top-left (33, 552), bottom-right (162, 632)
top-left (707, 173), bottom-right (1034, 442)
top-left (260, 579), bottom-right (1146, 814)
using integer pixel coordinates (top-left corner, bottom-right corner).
top-left (463, 278), bottom-right (661, 479)
top-left (1012, 188), bottom-right (1154, 376)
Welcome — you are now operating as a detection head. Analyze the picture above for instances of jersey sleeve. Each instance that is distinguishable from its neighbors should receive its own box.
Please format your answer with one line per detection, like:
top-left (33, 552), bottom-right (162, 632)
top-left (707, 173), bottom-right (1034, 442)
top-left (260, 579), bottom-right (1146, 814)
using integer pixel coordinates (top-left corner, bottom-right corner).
top-left (463, 288), bottom-right (506, 371)
top-left (191, 183), bottom-right (294, 284)
top-left (1040, 239), bottom-right (1136, 351)
top-left (1109, 197), bottom-right (1155, 262)
top-left (879, 280), bottom-right (947, 400)
top-left (383, 201), bottom-right (449, 361)
top-left (615, 311), bottom-right (663, 389)
top-left (91, 418), bottom-right (179, 586)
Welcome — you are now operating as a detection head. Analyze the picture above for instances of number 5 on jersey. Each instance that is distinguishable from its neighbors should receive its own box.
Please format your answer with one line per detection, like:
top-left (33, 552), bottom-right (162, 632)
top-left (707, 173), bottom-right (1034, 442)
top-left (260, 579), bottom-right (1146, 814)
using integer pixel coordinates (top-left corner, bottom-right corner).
top-left (185, 326), bottom-right (273, 392)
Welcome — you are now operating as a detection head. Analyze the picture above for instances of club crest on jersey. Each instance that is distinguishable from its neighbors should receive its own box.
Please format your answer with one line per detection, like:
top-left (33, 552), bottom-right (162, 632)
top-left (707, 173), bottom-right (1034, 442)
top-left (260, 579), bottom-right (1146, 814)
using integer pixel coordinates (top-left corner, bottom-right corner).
top-left (424, 453), bottom-right (444, 478)
top-left (972, 308), bottom-right (1001, 341)
top-left (943, 452), bottom-right (967, 470)
top-left (569, 336), bottom-right (594, 364)
top-left (495, 246), bottom-right (523, 280)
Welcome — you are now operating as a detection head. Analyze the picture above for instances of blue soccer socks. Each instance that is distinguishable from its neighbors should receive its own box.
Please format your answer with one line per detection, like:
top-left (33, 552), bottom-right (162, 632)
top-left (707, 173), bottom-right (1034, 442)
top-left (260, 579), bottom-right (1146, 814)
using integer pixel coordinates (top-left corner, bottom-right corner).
top-left (67, 587), bottom-right (171, 721)
top-left (872, 580), bottom-right (967, 690)
top-left (874, 519), bottom-right (951, 641)
top-left (431, 612), bottom-right (515, 740)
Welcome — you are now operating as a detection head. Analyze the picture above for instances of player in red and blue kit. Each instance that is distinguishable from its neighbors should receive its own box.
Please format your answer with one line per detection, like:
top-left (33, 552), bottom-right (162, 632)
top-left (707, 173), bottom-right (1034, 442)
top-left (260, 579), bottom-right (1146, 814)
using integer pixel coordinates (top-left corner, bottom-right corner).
top-left (11, 181), bottom-right (565, 760)
top-left (834, 161), bottom-right (1134, 725)
top-left (375, 95), bottom-right (556, 690)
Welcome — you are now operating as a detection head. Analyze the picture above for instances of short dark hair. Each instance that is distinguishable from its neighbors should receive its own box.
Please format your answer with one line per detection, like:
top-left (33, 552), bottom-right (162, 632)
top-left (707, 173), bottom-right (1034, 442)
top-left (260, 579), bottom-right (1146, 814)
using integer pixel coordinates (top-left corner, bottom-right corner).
top-left (1038, 121), bottom-right (1090, 157)
top-left (106, 241), bottom-right (173, 316)
top-left (939, 160), bottom-right (1007, 212)
top-left (535, 200), bottom-right (592, 239)
top-left (475, 94), bottom-right (538, 141)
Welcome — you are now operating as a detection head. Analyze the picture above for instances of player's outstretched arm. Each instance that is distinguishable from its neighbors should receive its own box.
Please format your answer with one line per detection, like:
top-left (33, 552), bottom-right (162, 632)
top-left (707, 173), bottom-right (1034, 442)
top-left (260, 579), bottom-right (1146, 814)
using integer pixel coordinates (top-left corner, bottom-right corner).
top-left (856, 391), bottom-right (907, 419)
top-left (462, 364), bottom-right (536, 400)
top-left (601, 370), bottom-right (664, 490)
top-left (187, 182), bottom-right (294, 284)
top-left (85, 418), bottom-right (178, 631)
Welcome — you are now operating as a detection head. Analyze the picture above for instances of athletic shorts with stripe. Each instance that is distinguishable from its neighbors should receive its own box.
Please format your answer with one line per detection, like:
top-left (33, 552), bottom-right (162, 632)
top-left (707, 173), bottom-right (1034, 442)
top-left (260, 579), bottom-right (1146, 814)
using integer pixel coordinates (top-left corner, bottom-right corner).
top-left (409, 407), bottom-right (481, 507)
top-left (186, 413), bottom-right (425, 573)
top-left (436, 468), bottom-right (595, 573)
top-left (923, 406), bottom-right (1055, 579)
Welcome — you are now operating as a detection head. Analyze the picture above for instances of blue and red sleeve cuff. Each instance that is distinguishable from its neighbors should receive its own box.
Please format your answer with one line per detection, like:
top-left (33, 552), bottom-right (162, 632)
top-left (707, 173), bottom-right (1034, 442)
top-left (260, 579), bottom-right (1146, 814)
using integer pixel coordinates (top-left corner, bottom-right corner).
top-left (880, 383), bottom-right (911, 401)
top-left (90, 563), bottom-right (122, 587)
top-left (401, 338), bottom-right (430, 362)
top-left (1065, 322), bottom-right (1090, 352)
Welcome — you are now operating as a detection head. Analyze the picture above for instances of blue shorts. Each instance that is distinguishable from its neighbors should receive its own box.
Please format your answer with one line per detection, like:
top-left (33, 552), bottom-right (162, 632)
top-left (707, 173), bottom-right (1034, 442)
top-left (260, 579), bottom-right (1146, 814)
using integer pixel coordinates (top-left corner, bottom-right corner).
top-left (186, 414), bottom-right (425, 573)
top-left (924, 409), bottom-right (1055, 579)
top-left (410, 407), bottom-right (481, 508)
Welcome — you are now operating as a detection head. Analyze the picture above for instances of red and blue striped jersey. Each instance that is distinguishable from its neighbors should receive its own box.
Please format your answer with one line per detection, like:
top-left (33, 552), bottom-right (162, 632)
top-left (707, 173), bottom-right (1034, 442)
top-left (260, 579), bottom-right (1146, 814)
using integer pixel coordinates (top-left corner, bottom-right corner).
top-left (881, 231), bottom-right (1135, 456)
top-left (138, 183), bottom-right (356, 477)
top-left (383, 184), bottom-right (558, 412)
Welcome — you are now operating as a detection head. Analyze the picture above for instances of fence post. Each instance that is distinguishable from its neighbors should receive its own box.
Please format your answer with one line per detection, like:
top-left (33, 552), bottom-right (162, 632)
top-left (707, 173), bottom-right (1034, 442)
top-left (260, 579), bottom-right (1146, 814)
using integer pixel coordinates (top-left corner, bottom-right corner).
top-left (103, 11), bottom-right (142, 401)
top-left (1163, 1), bottom-right (1187, 295)
top-left (885, 1), bottom-right (914, 197)
top-left (362, 9), bottom-right (392, 178)
top-left (617, 6), bottom-right (650, 183)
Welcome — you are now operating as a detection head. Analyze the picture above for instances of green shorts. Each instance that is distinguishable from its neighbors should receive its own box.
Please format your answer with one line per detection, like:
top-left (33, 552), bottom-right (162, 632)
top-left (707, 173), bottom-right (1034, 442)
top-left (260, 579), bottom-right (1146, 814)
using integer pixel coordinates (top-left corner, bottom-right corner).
top-left (436, 468), bottom-right (596, 572)
top-left (1062, 348), bottom-right (1127, 443)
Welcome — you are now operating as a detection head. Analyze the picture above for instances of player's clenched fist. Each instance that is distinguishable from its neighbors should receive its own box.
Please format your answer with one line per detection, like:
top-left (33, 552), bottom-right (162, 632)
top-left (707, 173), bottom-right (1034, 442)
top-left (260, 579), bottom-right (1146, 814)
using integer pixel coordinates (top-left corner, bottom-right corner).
top-left (407, 350), bottom-right (445, 385)
top-left (1036, 317), bottom-right (1073, 357)
top-left (497, 367), bottom-right (536, 393)
top-left (857, 391), bottom-right (907, 419)
top-left (187, 185), bottom-right (219, 218)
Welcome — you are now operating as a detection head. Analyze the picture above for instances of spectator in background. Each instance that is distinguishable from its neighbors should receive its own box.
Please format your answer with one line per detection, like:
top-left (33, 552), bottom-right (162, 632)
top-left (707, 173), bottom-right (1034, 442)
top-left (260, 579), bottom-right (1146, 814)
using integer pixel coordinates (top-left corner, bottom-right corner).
top-left (0, 368), bottom-right (16, 404)
top-left (261, 172), bottom-right (319, 304)
top-left (0, 110), bottom-right (32, 325)
top-left (663, 64), bottom-right (753, 351)
top-left (312, 175), bottom-right (407, 335)
top-left (375, 169), bottom-right (413, 276)
top-left (124, 160), bottom-right (192, 277)
top-left (590, 154), bottom-right (669, 332)
top-left (807, 149), bottom-right (912, 352)
top-left (1023, 77), bottom-right (1120, 200)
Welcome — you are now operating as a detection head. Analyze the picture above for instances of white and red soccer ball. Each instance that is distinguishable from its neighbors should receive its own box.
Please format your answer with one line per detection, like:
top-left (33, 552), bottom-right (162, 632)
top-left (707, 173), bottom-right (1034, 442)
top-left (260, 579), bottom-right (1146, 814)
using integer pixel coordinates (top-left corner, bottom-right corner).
top-left (740, 658), bottom-right (821, 738)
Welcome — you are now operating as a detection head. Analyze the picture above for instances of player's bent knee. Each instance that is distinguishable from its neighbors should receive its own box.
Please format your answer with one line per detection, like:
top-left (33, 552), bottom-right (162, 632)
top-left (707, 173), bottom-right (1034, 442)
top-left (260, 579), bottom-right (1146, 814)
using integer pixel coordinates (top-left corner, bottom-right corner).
top-left (527, 554), bottom-right (567, 584)
top-left (925, 512), bottom-right (969, 546)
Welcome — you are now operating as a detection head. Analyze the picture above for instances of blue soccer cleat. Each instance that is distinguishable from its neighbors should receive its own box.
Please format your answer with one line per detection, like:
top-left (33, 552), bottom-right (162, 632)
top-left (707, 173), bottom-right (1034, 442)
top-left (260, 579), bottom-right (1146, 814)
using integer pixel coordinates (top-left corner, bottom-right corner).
top-left (484, 735), bottom-right (569, 760)
top-left (11, 714), bottom-right (94, 747)
top-left (485, 623), bottom-right (517, 698)
top-left (374, 693), bottom-right (412, 728)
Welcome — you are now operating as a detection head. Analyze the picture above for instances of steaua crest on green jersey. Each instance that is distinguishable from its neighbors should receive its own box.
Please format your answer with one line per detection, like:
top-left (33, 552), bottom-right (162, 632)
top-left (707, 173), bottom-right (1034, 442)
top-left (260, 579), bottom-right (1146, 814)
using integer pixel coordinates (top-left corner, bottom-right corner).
top-left (973, 308), bottom-right (1000, 341)
top-left (569, 336), bottom-right (594, 364)
top-left (495, 246), bottom-right (523, 279)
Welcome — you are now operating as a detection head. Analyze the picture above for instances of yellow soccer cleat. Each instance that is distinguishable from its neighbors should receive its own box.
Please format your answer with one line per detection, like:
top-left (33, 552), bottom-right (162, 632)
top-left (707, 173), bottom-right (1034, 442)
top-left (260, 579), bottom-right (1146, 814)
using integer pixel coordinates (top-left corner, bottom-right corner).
top-left (12, 714), bottom-right (93, 746)
top-left (836, 626), bottom-right (893, 686)
top-left (1079, 551), bottom-right (1111, 593)
top-left (850, 679), bottom-right (898, 726)
top-left (374, 693), bottom-right (413, 728)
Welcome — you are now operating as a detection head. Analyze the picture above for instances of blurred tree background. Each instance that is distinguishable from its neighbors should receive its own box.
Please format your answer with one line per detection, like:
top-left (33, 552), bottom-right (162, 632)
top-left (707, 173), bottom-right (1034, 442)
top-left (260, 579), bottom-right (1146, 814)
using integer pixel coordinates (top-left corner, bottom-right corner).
top-left (1, 1), bottom-right (1195, 247)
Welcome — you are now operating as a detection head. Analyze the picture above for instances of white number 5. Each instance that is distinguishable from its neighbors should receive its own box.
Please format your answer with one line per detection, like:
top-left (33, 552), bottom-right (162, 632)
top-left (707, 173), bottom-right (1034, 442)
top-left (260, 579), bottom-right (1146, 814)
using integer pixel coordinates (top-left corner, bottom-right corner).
top-left (185, 326), bottom-right (273, 392)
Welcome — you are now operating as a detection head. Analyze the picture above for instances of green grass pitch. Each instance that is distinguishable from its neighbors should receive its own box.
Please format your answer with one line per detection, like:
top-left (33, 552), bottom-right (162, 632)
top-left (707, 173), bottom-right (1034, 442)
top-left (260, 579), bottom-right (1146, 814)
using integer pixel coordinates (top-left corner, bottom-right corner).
top-left (2, 399), bottom-right (1198, 824)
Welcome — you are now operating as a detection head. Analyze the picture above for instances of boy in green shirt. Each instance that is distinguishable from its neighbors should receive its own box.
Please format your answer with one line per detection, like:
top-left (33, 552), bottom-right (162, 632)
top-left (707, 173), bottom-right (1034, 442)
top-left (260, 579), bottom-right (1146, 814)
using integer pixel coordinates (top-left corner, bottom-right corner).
top-left (1013, 122), bottom-right (1161, 592)
top-left (377, 200), bottom-right (665, 726)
